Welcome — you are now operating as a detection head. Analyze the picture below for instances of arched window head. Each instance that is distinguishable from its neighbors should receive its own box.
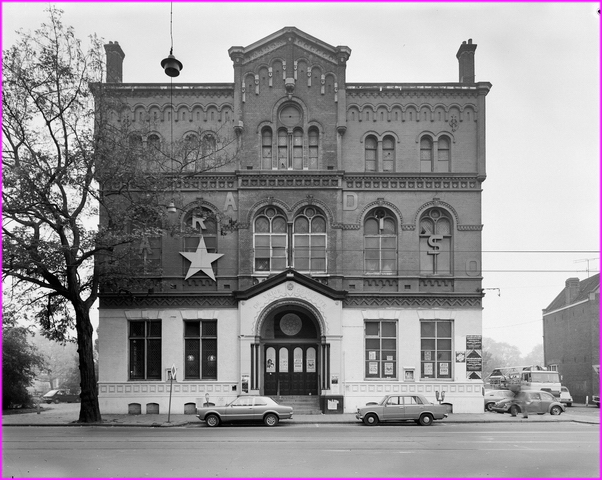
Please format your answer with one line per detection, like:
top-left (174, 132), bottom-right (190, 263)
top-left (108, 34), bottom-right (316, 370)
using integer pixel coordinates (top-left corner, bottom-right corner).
top-left (365, 136), bottom-right (377, 172)
top-left (293, 206), bottom-right (327, 273)
top-left (420, 136), bottom-right (433, 172)
top-left (419, 208), bottom-right (452, 275)
top-left (364, 208), bottom-right (397, 275)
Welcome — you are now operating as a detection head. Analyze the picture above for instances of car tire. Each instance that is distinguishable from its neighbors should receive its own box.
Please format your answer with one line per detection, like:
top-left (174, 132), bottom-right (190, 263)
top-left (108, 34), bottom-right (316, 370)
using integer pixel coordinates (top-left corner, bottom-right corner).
top-left (264, 413), bottom-right (279, 427)
top-left (205, 414), bottom-right (220, 427)
top-left (510, 405), bottom-right (520, 416)
top-left (419, 414), bottom-right (434, 426)
top-left (54, 399), bottom-right (60, 404)
top-left (363, 413), bottom-right (379, 426)
top-left (550, 406), bottom-right (562, 416)
top-left (485, 402), bottom-right (494, 412)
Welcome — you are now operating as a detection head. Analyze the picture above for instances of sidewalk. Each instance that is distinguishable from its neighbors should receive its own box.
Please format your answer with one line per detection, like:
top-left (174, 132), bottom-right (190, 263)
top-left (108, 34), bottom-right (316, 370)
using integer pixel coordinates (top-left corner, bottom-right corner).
top-left (3, 405), bottom-right (599, 427)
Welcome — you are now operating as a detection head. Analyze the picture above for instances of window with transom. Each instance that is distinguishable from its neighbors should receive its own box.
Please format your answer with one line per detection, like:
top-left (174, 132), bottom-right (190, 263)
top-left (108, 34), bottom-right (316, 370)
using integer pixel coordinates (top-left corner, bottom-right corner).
top-left (364, 208), bottom-right (397, 275)
top-left (365, 320), bottom-right (397, 379)
top-left (254, 207), bottom-right (288, 273)
top-left (293, 207), bottom-right (327, 273)
top-left (419, 208), bottom-right (452, 275)
top-left (365, 135), bottom-right (377, 172)
top-left (420, 320), bottom-right (452, 379)
top-left (184, 320), bottom-right (217, 380)
top-left (261, 127), bottom-right (272, 169)
top-left (129, 320), bottom-right (162, 380)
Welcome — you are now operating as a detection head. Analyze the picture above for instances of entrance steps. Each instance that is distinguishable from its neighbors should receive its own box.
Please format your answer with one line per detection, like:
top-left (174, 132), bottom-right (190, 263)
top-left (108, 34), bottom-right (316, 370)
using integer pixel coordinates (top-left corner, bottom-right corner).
top-left (275, 395), bottom-right (322, 415)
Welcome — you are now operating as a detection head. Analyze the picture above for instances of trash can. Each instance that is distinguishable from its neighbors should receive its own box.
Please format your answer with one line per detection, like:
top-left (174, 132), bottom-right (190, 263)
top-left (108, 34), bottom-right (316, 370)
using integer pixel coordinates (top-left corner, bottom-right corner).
top-left (321, 395), bottom-right (344, 414)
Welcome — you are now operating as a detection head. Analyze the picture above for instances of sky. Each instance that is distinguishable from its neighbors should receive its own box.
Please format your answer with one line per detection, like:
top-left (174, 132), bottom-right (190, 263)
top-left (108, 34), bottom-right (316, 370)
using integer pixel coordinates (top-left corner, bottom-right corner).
top-left (2, 2), bottom-right (599, 356)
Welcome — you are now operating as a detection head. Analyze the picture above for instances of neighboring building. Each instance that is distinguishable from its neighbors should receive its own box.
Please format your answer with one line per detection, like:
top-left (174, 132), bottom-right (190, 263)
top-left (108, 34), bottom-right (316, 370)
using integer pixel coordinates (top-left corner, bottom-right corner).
top-left (95, 28), bottom-right (492, 414)
top-left (543, 274), bottom-right (600, 404)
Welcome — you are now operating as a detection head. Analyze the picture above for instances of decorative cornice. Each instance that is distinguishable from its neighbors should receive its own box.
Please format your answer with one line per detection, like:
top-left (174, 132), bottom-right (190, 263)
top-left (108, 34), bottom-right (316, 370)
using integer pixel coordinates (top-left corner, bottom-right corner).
top-left (344, 175), bottom-right (481, 191)
top-left (99, 294), bottom-right (236, 309)
top-left (343, 295), bottom-right (482, 308)
top-left (457, 225), bottom-right (484, 231)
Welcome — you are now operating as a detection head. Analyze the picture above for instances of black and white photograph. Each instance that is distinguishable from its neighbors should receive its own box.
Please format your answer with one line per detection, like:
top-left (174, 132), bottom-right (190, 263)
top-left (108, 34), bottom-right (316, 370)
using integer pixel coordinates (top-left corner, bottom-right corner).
top-left (2, 2), bottom-right (599, 478)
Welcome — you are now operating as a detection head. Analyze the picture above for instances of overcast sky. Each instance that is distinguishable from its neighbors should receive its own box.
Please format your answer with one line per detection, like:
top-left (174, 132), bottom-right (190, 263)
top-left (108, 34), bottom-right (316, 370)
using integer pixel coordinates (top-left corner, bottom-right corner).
top-left (2, 2), bottom-right (599, 356)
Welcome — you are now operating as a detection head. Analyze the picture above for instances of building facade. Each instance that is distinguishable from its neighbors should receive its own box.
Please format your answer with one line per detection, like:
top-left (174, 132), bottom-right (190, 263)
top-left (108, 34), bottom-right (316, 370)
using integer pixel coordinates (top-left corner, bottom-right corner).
top-left (96, 28), bottom-right (491, 414)
top-left (543, 274), bottom-right (600, 404)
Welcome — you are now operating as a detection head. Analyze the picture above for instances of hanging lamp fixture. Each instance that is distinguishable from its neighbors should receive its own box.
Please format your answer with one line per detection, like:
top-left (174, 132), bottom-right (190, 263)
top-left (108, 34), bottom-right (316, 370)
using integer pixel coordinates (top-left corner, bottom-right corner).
top-left (161, 3), bottom-right (183, 77)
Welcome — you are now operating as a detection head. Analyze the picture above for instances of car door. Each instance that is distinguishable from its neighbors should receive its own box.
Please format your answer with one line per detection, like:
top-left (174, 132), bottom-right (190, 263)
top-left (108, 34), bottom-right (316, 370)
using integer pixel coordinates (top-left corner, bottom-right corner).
top-left (382, 396), bottom-right (404, 421)
top-left (526, 392), bottom-right (542, 414)
top-left (252, 397), bottom-right (269, 421)
top-left (402, 396), bottom-right (424, 420)
top-left (227, 397), bottom-right (255, 421)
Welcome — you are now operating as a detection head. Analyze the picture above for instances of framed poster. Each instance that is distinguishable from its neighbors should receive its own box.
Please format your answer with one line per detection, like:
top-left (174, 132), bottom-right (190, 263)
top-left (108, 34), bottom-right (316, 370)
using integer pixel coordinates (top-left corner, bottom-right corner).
top-left (384, 363), bottom-right (394, 376)
top-left (424, 363), bottom-right (433, 375)
top-left (369, 362), bottom-right (378, 375)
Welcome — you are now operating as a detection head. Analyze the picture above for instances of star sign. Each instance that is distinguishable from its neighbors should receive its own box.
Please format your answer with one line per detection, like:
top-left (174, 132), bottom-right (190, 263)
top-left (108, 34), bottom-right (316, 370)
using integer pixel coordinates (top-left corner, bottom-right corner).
top-left (179, 236), bottom-right (224, 281)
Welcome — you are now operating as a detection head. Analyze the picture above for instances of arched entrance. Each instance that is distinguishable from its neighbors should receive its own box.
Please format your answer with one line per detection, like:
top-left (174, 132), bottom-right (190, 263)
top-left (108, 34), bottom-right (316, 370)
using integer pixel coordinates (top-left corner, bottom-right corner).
top-left (260, 305), bottom-right (321, 396)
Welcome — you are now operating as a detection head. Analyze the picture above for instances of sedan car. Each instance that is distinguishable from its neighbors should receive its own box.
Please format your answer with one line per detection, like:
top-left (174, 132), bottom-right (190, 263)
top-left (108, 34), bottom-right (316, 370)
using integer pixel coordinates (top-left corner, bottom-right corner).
top-left (491, 390), bottom-right (565, 416)
top-left (560, 386), bottom-right (573, 407)
top-left (41, 389), bottom-right (80, 404)
top-left (196, 395), bottom-right (293, 427)
top-left (356, 394), bottom-right (448, 426)
top-left (484, 389), bottom-right (515, 411)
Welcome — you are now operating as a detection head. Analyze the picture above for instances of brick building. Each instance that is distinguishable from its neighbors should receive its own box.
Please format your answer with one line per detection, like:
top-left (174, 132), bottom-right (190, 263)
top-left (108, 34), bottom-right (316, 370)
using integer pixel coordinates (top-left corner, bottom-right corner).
top-left (543, 274), bottom-right (600, 404)
top-left (96, 28), bottom-right (492, 414)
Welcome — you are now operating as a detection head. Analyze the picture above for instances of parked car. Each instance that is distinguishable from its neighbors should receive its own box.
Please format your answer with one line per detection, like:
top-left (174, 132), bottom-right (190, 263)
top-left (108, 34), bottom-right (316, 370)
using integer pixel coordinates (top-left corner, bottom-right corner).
top-left (484, 389), bottom-right (515, 411)
top-left (491, 390), bottom-right (565, 416)
top-left (196, 395), bottom-right (293, 427)
top-left (560, 386), bottom-right (573, 407)
top-left (356, 394), bottom-right (448, 426)
top-left (592, 395), bottom-right (600, 407)
top-left (41, 389), bottom-right (80, 404)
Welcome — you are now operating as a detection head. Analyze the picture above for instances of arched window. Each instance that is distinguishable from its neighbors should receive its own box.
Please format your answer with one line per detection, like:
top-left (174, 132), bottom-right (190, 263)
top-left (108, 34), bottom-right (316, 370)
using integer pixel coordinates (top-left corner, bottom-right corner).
top-left (183, 134), bottom-right (200, 172)
top-left (365, 135), bottom-right (377, 172)
top-left (419, 208), bottom-right (452, 275)
top-left (147, 134), bottom-right (161, 152)
top-left (293, 128), bottom-right (303, 170)
top-left (129, 134), bottom-right (143, 150)
top-left (364, 208), bottom-right (397, 275)
top-left (437, 135), bottom-right (450, 172)
top-left (261, 127), bottom-right (273, 169)
top-left (182, 208), bottom-right (219, 279)
top-left (420, 136), bottom-right (433, 172)
top-left (308, 127), bottom-right (319, 169)
top-left (201, 134), bottom-right (217, 170)
top-left (277, 129), bottom-right (288, 169)
top-left (293, 206), bottom-right (326, 273)
top-left (254, 206), bottom-right (288, 272)
top-left (382, 136), bottom-right (395, 172)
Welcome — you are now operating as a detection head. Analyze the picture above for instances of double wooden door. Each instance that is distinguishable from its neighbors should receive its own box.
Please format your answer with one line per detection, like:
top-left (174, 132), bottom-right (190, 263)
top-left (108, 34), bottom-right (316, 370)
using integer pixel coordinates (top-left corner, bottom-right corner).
top-left (264, 345), bottom-right (318, 396)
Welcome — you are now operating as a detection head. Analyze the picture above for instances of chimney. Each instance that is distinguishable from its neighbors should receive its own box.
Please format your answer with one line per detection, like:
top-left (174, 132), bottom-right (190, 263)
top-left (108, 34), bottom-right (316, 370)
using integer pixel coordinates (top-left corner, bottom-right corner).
top-left (565, 277), bottom-right (581, 305)
top-left (104, 41), bottom-right (125, 83)
top-left (456, 39), bottom-right (477, 84)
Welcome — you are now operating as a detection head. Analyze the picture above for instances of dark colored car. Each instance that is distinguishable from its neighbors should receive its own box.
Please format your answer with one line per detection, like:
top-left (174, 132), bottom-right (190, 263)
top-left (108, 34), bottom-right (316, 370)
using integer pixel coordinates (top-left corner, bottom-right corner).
top-left (484, 389), bottom-right (515, 411)
top-left (491, 390), bottom-right (565, 416)
top-left (196, 395), bottom-right (293, 427)
top-left (41, 389), bottom-right (81, 404)
top-left (356, 394), bottom-right (448, 426)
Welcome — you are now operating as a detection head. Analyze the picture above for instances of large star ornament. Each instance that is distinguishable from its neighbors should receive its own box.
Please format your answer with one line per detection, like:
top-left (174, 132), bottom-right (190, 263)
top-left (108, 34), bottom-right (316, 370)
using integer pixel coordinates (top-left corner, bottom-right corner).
top-left (179, 236), bottom-right (224, 281)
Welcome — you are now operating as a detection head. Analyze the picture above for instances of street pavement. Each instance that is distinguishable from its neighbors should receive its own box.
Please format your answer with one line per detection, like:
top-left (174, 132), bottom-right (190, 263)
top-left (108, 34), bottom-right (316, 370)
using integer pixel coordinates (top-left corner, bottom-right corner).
top-left (3, 403), bottom-right (599, 427)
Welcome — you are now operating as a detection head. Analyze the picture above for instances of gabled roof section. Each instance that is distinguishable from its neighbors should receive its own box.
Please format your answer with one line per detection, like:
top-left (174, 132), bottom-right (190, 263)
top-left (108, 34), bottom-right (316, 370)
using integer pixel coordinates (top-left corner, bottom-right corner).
top-left (544, 273), bottom-right (600, 312)
top-left (233, 268), bottom-right (347, 301)
top-left (228, 26), bottom-right (350, 66)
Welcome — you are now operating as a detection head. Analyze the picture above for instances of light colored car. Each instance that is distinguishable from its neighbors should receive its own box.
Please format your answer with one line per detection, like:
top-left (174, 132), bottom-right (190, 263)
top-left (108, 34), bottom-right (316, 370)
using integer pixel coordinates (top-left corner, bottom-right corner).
top-left (560, 386), bottom-right (573, 407)
top-left (41, 389), bottom-right (80, 404)
top-left (484, 389), bottom-right (515, 411)
top-left (491, 390), bottom-right (565, 416)
top-left (196, 395), bottom-right (293, 427)
top-left (356, 394), bottom-right (448, 426)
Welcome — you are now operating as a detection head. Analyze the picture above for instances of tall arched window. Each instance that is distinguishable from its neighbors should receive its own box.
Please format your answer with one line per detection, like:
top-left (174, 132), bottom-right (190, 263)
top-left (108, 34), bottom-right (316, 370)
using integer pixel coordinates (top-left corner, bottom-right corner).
top-left (293, 129), bottom-right (303, 170)
top-left (183, 133), bottom-right (200, 172)
top-left (420, 136), bottom-right (433, 172)
top-left (254, 207), bottom-right (288, 272)
top-left (365, 135), bottom-right (377, 172)
top-left (293, 206), bottom-right (327, 273)
top-left (277, 129), bottom-right (288, 169)
top-left (364, 208), bottom-right (397, 275)
top-left (419, 208), bottom-right (452, 275)
top-left (201, 134), bottom-right (216, 170)
top-left (261, 127), bottom-right (273, 169)
top-left (382, 136), bottom-right (395, 172)
top-left (437, 135), bottom-right (450, 172)
top-left (308, 127), bottom-right (319, 169)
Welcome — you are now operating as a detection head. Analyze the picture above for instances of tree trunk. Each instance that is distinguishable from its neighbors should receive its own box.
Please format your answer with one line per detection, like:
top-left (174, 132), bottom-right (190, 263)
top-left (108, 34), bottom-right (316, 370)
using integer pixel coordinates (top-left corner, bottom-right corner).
top-left (74, 303), bottom-right (102, 423)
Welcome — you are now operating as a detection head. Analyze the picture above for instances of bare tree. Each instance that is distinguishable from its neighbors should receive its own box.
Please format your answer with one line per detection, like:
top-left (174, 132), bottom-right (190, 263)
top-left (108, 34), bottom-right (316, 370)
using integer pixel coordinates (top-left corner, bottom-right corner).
top-left (2, 7), bottom-right (239, 422)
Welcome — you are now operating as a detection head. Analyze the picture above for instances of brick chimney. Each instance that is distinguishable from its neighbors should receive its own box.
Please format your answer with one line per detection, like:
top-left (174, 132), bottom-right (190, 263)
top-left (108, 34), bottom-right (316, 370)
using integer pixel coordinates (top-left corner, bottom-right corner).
top-left (104, 41), bottom-right (125, 83)
top-left (565, 277), bottom-right (581, 305)
top-left (456, 39), bottom-right (477, 84)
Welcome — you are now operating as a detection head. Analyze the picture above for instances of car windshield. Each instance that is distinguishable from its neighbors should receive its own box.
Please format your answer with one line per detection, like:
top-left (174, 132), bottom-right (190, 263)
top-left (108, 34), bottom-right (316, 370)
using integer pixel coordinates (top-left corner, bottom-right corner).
top-left (43, 390), bottom-right (58, 397)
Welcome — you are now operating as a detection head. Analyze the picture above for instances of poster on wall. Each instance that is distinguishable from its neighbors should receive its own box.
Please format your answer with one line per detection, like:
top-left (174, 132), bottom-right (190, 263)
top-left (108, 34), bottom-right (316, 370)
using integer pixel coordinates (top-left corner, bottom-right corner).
top-left (424, 363), bottom-right (433, 375)
top-left (439, 363), bottom-right (449, 376)
top-left (466, 335), bottom-right (482, 350)
top-left (384, 363), bottom-right (394, 376)
top-left (455, 351), bottom-right (466, 362)
top-left (369, 351), bottom-right (377, 360)
top-left (266, 348), bottom-right (276, 373)
top-left (369, 362), bottom-right (378, 375)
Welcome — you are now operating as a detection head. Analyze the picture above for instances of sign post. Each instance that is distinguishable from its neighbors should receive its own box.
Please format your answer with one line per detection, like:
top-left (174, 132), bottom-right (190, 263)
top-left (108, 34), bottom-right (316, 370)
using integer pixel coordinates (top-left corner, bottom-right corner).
top-left (167, 364), bottom-right (177, 423)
